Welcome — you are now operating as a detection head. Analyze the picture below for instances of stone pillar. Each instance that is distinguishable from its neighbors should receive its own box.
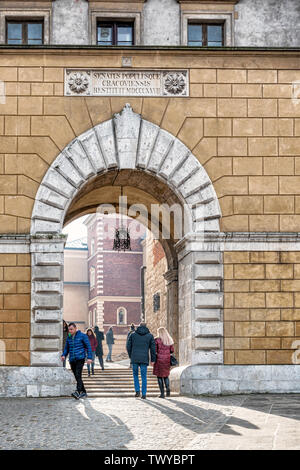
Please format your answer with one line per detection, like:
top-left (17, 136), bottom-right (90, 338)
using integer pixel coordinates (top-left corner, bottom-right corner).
top-left (164, 269), bottom-right (178, 358)
top-left (30, 236), bottom-right (66, 366)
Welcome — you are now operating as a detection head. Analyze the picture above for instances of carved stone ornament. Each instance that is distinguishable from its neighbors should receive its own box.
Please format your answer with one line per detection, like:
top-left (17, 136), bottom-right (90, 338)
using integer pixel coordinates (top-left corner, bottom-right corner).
top-left (67, 71), bottom-right (90, 94)
top-left (65, 69), bottom-right (189, 97)
top-left (163, 72), bottom-right (187, 96)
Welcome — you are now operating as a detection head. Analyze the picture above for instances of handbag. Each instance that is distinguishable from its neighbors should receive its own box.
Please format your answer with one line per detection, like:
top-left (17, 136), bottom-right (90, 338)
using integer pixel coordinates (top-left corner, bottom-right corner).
top-left (170, 354), bottom-right (178, 366)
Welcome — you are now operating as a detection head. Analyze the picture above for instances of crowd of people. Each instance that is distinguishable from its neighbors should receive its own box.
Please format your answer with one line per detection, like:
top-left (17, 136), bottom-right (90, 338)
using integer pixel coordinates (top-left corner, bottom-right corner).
top-left (61, 320), bottom-right (176, 400)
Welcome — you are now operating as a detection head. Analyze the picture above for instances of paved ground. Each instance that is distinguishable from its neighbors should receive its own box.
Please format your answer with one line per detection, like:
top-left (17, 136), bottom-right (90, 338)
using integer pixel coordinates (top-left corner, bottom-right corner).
top-left (0, 393), bottom-right (300, 450)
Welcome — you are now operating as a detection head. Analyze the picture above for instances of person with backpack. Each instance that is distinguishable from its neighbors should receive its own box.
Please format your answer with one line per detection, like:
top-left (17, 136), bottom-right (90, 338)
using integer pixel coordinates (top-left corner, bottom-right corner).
top-left (126, 322), bottom-right (156, 399)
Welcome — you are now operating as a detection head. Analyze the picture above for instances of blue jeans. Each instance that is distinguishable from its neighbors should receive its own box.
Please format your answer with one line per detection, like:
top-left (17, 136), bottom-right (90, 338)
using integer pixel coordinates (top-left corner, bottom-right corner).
top-left (132, 363), bottom-right (148, 396)
top-left (87, 351), bottom-right (95, 374)
top-left (106, 344), bottom-right (113, 361)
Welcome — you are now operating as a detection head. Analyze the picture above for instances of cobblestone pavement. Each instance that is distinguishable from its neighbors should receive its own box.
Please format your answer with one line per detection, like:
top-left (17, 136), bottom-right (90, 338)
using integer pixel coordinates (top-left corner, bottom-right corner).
top-left (0, 394), bottom-right (299, 450)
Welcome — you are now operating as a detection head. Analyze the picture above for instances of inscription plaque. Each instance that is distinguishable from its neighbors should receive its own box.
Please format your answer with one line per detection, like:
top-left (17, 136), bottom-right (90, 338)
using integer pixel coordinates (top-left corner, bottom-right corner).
top-left (65, 69), bottom-right (189, 97)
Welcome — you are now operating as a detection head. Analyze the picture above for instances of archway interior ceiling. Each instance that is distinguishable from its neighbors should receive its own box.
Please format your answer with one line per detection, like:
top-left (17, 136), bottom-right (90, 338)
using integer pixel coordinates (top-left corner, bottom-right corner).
top-left (31, 103), bottom-right (221, 243)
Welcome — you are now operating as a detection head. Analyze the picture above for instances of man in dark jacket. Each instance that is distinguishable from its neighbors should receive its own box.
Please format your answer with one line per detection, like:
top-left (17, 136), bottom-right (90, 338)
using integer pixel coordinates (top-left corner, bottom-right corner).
top-left (105, 326), bottom-right (114, 362)
top-left (94, 325), bottom-right (104, 370)
top-left (61, 322), bottom-right (93, 399)
top-left (126, 322), bottom-right (156, 399)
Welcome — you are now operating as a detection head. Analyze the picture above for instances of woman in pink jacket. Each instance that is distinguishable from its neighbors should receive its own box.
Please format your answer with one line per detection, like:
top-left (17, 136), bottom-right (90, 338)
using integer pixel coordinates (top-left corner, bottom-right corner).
top-left (153, 327), bottom-right (174, 398)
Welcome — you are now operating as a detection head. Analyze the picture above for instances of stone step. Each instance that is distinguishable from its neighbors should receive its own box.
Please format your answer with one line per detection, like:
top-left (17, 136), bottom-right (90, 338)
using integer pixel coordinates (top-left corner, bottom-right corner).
top-left (85, 388), bottom-right (160, 392)
top-left (85, 392), bottom-right (179, 398)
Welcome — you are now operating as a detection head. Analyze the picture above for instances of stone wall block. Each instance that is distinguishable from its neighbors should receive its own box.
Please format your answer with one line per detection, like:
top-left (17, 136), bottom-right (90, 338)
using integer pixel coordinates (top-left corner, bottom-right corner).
top-left (114, 104), bottom-right (141, 169)
top-left (43, 169), bottom-right (76, 198)
top-left (32, 265), bottom-right (61, 281)
top-left (195, 308), bottom-right (221, 321)
top-left (179, 168), bottom-right (211, 198)
top-left (195, 264), bottom-right (223, 280)
top-left (195, 337), bottom-right (221, 350)
top-left (136, 119), bottom-right (160, 168)
top-left (35, 309), bottom-right (62, 322)
top-left (33, 253), bottom-right (63, 266)
top-left (195, 280), bottom-right (221, 292)
top-left (31, 338), bottom-right (61, 351)
top-left (32, 323), bottom-right (61, 338)
top-left (147, 129), bottom-right (174, 173)
top-left (32, 201), bottom-right (63, 223)
top-left (80, 129), bottom-right (107, 173)
top-left (65, 139), bottom-right (96, 179)
top-left (170, 153), bottom-right (200, 187)
top-left (32, 219), bottom-right (61, 234)
top-left (194, 252), bottom-right (222, 264)
top-left (193, 199), bottom-right (221, 221)
top-left (159, 139), bottom-right (189, 179)
top-left (195, 321), bottom-right (223, 337)
top-left (55, 153), bottom-right (85, 187)
top-left (31, 352), bottom-right (61, 366)
top-left (192, 350), bottom-right (224, 364)
top-left (37, 185), bottom-right (68, 210)
top-left (40, 385), bottom-right (61, 397)
top-left (32, 293), bottom-right (62, 310)
top-left (34, 281), bottom-right (62, 293)
top-left (95, 120), bottom-right (118, 168)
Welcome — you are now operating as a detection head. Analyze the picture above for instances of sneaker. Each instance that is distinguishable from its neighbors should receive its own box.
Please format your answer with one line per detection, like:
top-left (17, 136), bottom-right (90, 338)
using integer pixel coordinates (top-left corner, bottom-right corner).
top-left (166, 390), bottom-right (171, 397)
top-left (79, 392), bottom-right (87, 399)
top-left (71, 391), bottom-right (80, 400)
top-left (141, 395), bottom-right (146, 399)
top-left (135, 392), bottom-right (140, 397)
top-left (158, 394), bottom-right (165, 399)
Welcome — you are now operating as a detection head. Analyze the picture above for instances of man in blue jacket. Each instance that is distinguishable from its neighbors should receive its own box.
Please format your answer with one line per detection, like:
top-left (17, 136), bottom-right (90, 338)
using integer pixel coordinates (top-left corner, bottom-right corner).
top-left (61, 322), bottom-right (93, 399)
top-left (126, 322), bottom-right (156, 399)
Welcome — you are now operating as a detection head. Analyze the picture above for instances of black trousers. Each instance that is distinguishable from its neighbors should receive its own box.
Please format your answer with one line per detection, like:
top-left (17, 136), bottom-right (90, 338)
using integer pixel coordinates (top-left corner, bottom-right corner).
top-left (70, 359), bottom-right (86, 393)
top-left (97, 355), bottom-right (104, 369)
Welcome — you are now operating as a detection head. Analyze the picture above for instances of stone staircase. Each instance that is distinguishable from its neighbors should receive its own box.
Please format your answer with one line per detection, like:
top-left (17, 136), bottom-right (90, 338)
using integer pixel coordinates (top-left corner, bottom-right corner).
top-left (82, 368), bottom-right (178, 398)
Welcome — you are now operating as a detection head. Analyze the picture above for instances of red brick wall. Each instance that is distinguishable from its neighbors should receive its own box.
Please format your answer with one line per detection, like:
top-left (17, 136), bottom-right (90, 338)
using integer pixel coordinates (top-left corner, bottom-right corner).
top-left (103, 252), bottom-right (143, 297)
top-left (153, 241), bottom-right (165, 267)
top-left (104, 301), bottom-right (141, 326)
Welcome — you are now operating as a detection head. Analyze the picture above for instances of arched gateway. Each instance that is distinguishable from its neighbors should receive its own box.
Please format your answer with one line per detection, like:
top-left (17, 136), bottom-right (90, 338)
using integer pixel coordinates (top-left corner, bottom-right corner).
top-left (29, 104), bottom-right (223, 396)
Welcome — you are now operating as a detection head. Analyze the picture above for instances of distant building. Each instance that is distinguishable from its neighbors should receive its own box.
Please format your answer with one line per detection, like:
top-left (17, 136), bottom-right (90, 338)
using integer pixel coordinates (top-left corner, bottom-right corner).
top-left (63, 238), bottom-right (89, 331)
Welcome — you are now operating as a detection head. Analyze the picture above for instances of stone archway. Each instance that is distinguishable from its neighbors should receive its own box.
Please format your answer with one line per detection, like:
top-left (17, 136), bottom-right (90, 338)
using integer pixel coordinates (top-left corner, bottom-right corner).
top-left (30, 104), bottom-right (223, 395)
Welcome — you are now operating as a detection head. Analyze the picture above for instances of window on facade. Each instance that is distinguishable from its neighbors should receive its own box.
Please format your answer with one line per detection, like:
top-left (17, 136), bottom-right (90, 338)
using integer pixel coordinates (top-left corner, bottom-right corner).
top-left (90, 267), bottom-right (95, 289)
top-left (97, 21), bottom-right (134, 46)
top-left (188, 22), bottom-right (224, 47)
top-left (94, 308), bottom-right (97, 326)
top-left (6, 21), bottom-right (44, 45)
top-left (91, 239), bottom-right (95, 256)
top-left (118, 308), bottom-right (125, 325)
top-left (153, 293), bottom-right (160, 313)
